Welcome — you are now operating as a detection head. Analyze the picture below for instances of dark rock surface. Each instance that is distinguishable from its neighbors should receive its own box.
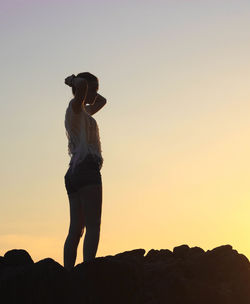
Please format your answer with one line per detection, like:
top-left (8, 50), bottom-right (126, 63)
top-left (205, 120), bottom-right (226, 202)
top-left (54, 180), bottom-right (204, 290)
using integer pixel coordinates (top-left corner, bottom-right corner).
top-left (0, 244), bottom-right (250, 303)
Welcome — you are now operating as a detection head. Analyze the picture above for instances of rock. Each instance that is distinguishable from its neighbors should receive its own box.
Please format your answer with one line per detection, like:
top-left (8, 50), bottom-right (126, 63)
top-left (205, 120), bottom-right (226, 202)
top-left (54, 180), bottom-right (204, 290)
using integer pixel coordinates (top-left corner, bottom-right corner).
top-left (0, 244), bottom-right (249, 304)
top-left (4, 249), bottom-right (34, 266)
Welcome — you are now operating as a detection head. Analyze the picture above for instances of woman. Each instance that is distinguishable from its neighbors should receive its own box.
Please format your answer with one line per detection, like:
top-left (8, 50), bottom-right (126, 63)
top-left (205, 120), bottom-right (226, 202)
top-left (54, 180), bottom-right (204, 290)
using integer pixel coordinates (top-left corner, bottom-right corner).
top-left (63, 72), bottom-right (106, 271)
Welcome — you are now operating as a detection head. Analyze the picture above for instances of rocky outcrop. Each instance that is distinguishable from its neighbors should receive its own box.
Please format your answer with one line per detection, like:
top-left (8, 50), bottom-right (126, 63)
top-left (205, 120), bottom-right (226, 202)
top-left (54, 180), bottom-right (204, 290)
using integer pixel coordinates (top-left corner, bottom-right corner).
top-left (0, 244), bottom-right (249, 303)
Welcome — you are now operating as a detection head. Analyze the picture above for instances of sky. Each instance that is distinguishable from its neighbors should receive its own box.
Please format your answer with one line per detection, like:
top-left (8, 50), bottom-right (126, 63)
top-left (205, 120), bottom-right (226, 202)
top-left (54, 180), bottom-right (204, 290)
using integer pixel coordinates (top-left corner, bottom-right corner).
top-left (0, 0), bottom-right (250, 266)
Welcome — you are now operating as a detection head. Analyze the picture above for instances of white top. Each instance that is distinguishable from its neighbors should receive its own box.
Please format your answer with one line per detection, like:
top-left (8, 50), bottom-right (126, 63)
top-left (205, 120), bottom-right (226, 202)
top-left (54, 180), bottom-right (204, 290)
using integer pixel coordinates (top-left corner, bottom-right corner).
top-left (64, 99), bottom-right (104, 173)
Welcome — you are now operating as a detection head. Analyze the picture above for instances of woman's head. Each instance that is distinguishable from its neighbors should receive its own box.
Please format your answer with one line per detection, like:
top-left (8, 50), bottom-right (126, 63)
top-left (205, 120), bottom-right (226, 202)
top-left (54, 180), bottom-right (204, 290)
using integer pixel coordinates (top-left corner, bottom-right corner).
top-left (72, 72), bottom-right (99, 105)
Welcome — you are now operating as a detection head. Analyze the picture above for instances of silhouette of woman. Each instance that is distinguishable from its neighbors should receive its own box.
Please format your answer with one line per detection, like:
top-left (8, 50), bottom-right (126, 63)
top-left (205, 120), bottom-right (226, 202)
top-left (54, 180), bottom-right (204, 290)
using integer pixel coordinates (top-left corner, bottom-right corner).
top-left (63, 72), bottom-right (106, 271)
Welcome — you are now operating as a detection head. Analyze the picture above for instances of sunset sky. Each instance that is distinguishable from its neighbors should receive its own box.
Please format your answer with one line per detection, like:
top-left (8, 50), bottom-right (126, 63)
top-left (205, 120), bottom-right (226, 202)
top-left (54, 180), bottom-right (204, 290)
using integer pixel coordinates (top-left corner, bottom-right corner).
top-left (1, 0), bottom-right (250, 266)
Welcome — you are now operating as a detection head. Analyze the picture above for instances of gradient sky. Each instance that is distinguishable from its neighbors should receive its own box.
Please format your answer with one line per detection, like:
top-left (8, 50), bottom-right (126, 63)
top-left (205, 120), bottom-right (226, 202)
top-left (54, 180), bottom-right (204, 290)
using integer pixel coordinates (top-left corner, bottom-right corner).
top-left (1, 0), bottom-right (250, 266)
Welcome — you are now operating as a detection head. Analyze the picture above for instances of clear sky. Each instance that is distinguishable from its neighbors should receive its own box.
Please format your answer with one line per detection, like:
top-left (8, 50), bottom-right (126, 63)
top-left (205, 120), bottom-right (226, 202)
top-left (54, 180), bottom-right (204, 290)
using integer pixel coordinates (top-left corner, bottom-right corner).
top-left (1, 0), bottom-right (250, 265)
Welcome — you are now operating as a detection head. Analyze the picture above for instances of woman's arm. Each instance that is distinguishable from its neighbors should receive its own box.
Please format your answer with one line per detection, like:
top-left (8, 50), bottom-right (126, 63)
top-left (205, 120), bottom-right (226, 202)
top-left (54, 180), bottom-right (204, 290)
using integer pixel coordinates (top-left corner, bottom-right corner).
top-left (85, 93), bottom-right (107, 116)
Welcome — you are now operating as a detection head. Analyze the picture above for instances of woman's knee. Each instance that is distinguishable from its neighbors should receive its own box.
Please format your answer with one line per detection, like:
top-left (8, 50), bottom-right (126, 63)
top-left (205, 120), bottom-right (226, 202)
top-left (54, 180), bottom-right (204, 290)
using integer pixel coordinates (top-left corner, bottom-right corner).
top-left (84, 210), bottom-right (101, 229)
top-left (85, 219), bottom-right (101, 231)
top-left (68, 225), bottom-right (83, 239)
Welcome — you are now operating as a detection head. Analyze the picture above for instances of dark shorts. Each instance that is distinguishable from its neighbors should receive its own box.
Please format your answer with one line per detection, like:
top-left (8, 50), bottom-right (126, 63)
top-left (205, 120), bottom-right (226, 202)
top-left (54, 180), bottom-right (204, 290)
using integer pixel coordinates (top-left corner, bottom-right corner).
top-left (64, 155), bottom-right (102, 196)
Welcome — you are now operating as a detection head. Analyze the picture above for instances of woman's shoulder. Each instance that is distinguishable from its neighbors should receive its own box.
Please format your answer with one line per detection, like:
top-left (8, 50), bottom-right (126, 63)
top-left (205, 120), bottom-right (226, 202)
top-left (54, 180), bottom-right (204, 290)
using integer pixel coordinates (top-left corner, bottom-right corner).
top-left (69, 99), bottom-right (82, 115)
top-left (70, 99), bottom-right (92, 116)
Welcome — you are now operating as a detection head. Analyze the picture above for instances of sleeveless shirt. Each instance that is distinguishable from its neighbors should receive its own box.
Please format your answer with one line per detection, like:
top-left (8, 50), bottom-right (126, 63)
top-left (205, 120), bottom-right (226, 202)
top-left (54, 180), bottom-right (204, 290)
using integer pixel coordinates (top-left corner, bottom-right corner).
top-left (64, 99), bottom-right (104, 173)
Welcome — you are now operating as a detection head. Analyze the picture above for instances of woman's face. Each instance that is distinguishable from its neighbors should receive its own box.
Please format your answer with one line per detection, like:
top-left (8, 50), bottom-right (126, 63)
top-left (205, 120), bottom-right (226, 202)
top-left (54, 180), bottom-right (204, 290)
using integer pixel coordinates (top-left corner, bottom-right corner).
top-left (84, 80), bottom-right (99, 105)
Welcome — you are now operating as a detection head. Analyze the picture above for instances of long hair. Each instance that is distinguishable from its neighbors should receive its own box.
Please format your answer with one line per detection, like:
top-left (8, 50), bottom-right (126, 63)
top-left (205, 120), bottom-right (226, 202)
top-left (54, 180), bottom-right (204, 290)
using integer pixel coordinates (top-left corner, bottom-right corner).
top-left (72, 72), bottom-right (99, 96)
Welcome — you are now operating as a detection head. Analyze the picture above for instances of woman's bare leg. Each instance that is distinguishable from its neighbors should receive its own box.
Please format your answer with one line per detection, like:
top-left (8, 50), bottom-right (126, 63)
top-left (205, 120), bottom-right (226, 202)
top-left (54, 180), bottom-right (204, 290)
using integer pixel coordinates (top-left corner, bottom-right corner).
top-left (63, 191), bottom-right (84, 271)
top-left (77, 183), bottom-right (102, 262)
